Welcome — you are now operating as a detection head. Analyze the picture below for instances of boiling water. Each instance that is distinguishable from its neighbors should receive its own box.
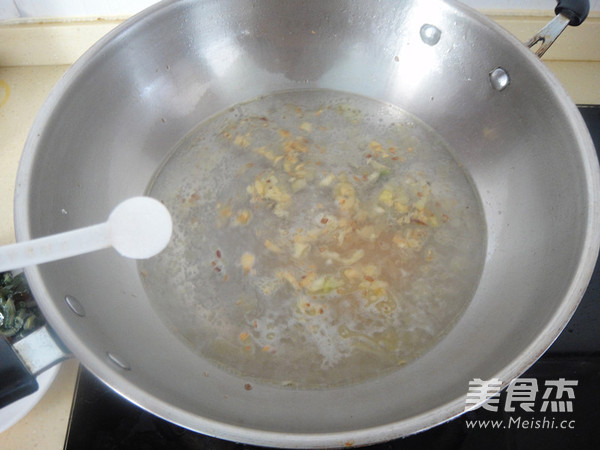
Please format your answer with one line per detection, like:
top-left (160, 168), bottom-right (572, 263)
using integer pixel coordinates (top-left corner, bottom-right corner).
top-left (140, 89), bottom-right (486, 388)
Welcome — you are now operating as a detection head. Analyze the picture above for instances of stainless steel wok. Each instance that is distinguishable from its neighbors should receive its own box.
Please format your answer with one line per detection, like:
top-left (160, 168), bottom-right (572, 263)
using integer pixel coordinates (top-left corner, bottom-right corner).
top-left (12, 0), bottom-right (600, 447)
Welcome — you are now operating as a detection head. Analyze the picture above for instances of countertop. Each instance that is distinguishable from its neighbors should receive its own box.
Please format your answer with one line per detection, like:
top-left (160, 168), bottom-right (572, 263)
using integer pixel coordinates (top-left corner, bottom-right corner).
top-left (0, 63), bottom-right (79, 450)
top-left (0, 12), bottom-right (598, 449)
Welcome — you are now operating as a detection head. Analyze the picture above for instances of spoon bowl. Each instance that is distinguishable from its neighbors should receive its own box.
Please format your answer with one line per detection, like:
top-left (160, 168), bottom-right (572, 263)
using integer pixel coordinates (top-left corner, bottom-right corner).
top-left (0, 197), bottom-right (172, 272)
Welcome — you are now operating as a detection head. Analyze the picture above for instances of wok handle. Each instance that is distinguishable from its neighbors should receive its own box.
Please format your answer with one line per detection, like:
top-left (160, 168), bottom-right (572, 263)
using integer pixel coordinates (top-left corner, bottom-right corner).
top-left (0, 335), bottom-right (38, 408)
top-left (555, 0), bottom-right (590, 26)
top-left (524, 0), bottom-right (590, 58)
top-left (0, 326), bottom-right (69, 408)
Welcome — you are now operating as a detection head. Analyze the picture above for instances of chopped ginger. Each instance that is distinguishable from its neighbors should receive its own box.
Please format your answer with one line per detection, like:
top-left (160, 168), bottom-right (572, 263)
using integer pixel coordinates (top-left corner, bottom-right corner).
top-left (264, 239), bottom-right (283, 254)
top-left (241, 252), bottom-right (255, 275)
top-left (299, 122), bottom-right (312, 132)
top-left (278, 271), bottom-right (300, 290)
top-left (236, 209), bottom-right (251, 225)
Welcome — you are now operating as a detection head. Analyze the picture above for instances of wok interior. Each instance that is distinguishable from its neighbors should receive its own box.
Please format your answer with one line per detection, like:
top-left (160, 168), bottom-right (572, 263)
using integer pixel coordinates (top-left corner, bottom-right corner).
top-left (18, 0), bottom-right (596, 444)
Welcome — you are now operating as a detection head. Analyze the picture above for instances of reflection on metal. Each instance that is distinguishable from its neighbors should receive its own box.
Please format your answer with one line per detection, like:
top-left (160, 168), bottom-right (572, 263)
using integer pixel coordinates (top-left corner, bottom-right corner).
top-left (65, 295), bottom-right (86, 317)
top-left (489, 67), bottom-right (510, 91)
top-left (107, 352), bottom-right (131, 371)
top-left (420, 24), bottom-right (442, 46)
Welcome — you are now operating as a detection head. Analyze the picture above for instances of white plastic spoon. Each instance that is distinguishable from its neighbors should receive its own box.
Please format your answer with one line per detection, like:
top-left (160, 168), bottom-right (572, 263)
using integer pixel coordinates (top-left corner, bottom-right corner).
top-left (0, 197), bottom-right (172, 272)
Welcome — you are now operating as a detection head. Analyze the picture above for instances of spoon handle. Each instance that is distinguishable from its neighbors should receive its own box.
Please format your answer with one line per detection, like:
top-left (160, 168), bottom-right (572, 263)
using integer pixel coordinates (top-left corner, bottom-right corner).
top-left (0, 223), bottom-right (110, 272)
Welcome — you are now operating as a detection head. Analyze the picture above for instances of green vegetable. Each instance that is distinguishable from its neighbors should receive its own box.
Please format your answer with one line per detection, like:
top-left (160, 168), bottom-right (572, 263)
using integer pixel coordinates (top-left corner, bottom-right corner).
top-left (0, 272), bottom-right (44, 342)
top-left (368, 159), bottom-right (391, 181)
top-left (307, 275), bottom-right (344, 295)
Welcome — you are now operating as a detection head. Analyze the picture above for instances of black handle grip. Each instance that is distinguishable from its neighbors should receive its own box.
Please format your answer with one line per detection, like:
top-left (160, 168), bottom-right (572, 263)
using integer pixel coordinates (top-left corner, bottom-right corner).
top-left (555, 0), bottom-right (590, 26)
top-left (0, 335), bottom-right (38, 408)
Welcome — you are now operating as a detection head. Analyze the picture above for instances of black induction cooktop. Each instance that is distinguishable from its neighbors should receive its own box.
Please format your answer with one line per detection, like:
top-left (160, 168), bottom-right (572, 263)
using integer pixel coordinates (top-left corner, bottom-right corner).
top-left (64, 106), bottom-right (600, 450)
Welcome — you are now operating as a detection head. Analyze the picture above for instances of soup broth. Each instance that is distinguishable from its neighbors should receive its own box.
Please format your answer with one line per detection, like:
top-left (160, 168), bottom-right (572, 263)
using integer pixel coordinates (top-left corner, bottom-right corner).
top-left (140, 89), bottom-right (486, 388)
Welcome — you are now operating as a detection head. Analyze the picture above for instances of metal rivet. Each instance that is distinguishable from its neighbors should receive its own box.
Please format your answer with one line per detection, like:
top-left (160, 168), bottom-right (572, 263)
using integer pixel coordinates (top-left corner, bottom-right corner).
top-left (420, 24), bottom-right (442, 46)
top-left (65, 295), bottom-right (86, 317)
top-left (489, 67), bottom-right (510, 91)
top-left (107, 352), bottom-right (131, 371)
